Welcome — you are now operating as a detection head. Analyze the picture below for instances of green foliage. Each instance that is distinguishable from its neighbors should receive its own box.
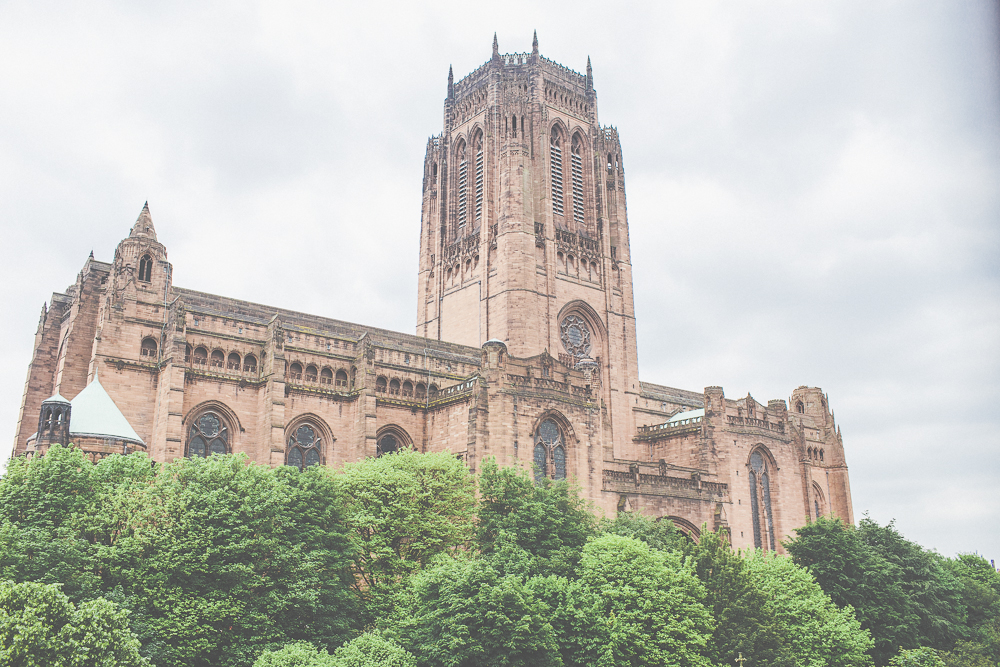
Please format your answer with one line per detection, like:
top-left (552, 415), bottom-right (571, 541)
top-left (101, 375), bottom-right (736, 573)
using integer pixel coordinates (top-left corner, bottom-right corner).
top-left (598, 510), bottom-right (686, 553)
top-left (524, 575), bottom-right (609, 667)
top-left (330, 633), bottom-right (415, 667)
top-left (580, 534), bottom-right (714, 667)
top-left (340, 450), bottom-right (476, 618)
top-left (107, 454), bottom-right (356, 667)
top-left (0, 444), bottom-right (98, 530)
top-left (888, 647), bottom-right (946, 666)
top-left (252, 642), bottom-right (335, 667)
top-left (745, 550), bottom-right (874, 667)
top-left (477, 457), bottom-right (596, 578)
top-left (0, 579), bottom-right (147, 666)
top-left (683, 529), bottom-right (785, 666)
top-left (392, 556), bottom-right (561, 667)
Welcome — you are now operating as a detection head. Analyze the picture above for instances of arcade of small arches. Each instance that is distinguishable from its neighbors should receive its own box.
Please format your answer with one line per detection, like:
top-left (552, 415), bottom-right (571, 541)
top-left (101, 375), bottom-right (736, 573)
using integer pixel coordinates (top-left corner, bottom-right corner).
top-left (374, 376), bottom-right (439, 401)
top-left (446, 254), bottom-right (480, 286)
top-left (807, 446), bottom-right (825, 462)
top-left (287, 362), bottom-right (352, 389)
top-left (185, 344), bottom-right (259, 374)
top-left (555, 251), bottom-right (600, 282)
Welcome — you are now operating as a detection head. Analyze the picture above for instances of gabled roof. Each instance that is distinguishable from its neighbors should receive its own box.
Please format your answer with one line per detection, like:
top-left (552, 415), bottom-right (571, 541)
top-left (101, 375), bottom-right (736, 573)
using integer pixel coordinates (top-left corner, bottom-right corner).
top-left (42, 392), bottom-right (70, 404)
top-left (69, 374), bottom-right (144, 444)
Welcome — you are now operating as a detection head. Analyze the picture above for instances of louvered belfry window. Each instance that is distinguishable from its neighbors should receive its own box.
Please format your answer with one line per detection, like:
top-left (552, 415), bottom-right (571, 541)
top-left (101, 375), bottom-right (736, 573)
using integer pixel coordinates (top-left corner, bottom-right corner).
top-left (550, 132), bottom-right (564, 216)
top-left (458, 142), bottom-right (468, 228)
top-left (571, 135), bottom-right (584, 227)
top-left (474, 135), bottom-right (484, 223)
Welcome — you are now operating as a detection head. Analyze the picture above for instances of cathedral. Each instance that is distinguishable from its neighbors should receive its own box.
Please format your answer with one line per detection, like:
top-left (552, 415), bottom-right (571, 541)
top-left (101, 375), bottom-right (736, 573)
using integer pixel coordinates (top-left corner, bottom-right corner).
top-left (13, 35), bottom-right (854, 552)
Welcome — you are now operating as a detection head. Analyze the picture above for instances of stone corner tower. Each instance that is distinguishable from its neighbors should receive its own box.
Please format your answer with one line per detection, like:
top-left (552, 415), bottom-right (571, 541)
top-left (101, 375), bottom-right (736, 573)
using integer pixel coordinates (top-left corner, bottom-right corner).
top-left (416, 34), bottom-right (641, 456)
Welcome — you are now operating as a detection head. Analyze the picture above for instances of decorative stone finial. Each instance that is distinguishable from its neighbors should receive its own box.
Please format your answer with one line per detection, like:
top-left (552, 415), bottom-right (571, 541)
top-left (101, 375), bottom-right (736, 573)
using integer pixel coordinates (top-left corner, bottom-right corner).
top-left (447, 65), bottom-right (454, 99)
top-left (586, 56), bottom-right (593, 90)
top-left (492, 33), bottom-right (500, 62)
top-left (532, 30), bottom-right (538, 56)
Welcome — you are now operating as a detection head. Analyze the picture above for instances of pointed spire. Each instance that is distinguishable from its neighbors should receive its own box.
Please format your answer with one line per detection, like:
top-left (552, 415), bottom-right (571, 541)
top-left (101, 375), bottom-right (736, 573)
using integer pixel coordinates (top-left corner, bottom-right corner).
top-left (447, 64), bottom-right (454, 99)
top-left (532, 30), bottom-right (538, 56)
top-left (492, 33), bottom-right (500, 63)
top-left (586, 56), bottom-right (593, 91)
top-left (129, 201), bottom-right (157, 241)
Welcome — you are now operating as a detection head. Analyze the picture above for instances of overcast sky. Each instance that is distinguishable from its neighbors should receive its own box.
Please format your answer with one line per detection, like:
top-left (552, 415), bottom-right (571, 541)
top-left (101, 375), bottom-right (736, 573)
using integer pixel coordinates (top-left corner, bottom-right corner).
top-left (1, 1), bottom-right (997, 559)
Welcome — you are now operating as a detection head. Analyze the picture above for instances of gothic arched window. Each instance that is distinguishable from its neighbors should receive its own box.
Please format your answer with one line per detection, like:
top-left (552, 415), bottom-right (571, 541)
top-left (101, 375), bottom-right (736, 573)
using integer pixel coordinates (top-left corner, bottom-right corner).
top-left (375, 376), bottom-right (387, 393)
top-left (748, 450), bottom-right (776, 551)
top-left (533, 418), bottom-right (566, 482)
top-left (138, 254), bottom-right (153, 282)
top-left (571, 133), bottom-right (585, 228)
top-left (243, 354), bottom-right (258, 373)
top-left (193, 346), bottom-right (208, 365)
top-left (210, 350), bottom-right (225, 368)
top-left (550, 129), bottom-right (564, 217)
top-left (321, 368), bottom-right (333, 384)
top-left (335, 370), bottom-right (349, 388)
top-left (187, 412), bottom-right (229, 458)
top-left (140, 337), bottom-right (158, 358)
top-left (227, 352), bottom-right (241, 370)
top-left (286, 423), bottom-right (322, 471)
top-left (456, 140), bottom-right (468, 230)
top-left (389, 379), bottom-right (401, 396)
top-left (305, 365), bottom-right (318, 383)
top-left (377, 434), bottom-right (399, 457)
top-left (473, 132), bottom-right (484, 223)
top-left (289, 362), bottom-right (302, 380)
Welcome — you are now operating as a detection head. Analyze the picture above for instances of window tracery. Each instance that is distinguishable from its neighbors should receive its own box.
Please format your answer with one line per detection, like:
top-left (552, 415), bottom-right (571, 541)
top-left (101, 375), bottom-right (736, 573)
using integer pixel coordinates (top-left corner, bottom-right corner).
top-left (286, 423), bottom-right (322, 471)
top-left (533, 418), bottom-right (566, 482)
top-left (187, 411), bottom-right (229, 458)
top-left (748, 450), bottom-right (777, 551)
top-left (377, 434), bottom-right (399, 456)
top-left (560, 315), bottom-right (592, 359)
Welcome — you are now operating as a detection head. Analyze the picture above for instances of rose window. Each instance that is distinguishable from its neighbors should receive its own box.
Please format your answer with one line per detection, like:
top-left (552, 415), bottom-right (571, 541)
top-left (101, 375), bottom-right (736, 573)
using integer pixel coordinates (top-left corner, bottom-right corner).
top-left (560, 315), bottom-right (592, 358)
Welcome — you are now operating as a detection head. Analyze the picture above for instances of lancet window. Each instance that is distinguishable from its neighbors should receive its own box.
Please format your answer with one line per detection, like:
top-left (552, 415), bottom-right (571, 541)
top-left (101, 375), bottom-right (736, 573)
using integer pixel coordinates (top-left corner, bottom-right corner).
top-left (473, 132), bottom-right (484, 224)
top-left (571, 134), bottom-right (585, 227)
top-left (138, 254), bottom-right (153, 282)
top-left (457, 141), bottom-right (468, 230)
top-left (187, 411), bottom-right (229, 458)
top-left (550, 130), bottom-right (564, 217)
top-left (748, 450), bottom-right (776, 551)
top-left (140, 337), bottom-right (158, 358)
top-left (532, 418), bottom-right (566, 482)
top-left (286, 423), bottom-right (322, 471)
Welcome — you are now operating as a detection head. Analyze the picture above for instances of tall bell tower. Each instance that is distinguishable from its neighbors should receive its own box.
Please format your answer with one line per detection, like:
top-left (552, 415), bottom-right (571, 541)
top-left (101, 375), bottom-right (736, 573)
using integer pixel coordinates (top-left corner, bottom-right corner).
top-left (416, 34), bottom-right (642, 455)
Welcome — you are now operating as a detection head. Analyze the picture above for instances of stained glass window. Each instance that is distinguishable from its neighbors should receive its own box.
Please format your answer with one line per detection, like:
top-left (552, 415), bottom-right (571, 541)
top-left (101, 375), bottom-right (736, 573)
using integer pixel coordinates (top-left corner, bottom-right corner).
top-left (815, 499), bottom-right (821, 520)
top-left (286, 423), bottom-right (321, 471)
top-left (533, 443), bottom-right (547, 482)
top-left (748, 469), bottom-right (762, 549)
top-left (187, 412), bottom-right (228, 458)
top-left (553, 445), bottom-right (566, 481)
top-left (377, 434), bottom-right (399, 457)
top-left (762, 471), bottom-right (776, 551)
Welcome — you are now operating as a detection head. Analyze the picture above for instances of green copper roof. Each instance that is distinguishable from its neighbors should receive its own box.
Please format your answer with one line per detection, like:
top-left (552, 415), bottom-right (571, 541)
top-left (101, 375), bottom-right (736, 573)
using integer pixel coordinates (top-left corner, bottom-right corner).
top-left (668, 408), bottom-right (704, 423)
top-left (69, 374), bottom-right (144, 444)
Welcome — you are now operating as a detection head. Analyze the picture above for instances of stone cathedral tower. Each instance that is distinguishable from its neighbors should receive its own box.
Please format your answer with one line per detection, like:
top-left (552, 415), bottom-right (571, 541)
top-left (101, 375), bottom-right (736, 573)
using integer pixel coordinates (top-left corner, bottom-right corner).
top-left (417, 33), bottom-right (642, 459)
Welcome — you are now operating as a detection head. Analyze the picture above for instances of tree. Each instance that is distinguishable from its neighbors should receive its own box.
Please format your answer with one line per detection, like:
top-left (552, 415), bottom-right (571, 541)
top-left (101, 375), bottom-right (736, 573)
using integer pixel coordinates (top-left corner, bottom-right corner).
top-left (339, 450), bottom-right (477, 620)
top-left (745, 550), bottom-right (874, 667)
top-left (580, 534), bottom-right (714, 667)
top-left (888, 647), bottom-right (946, 667)
top-left (682, 529), bottom-right (785, 666)
top-left (786, 516), bottom-right (918, 664)
top-left (0, 444), bottom-right (98, 531)
top-left (330, 633), bottom-right (415, 667)
top-left (598, 511), bottom-right (686, 554)
top-left (0, 579), bottom-right (148, 666)
top-left (252, 642), bottom-right (335, 667)
top-left (391, 556), bottom-right (561, 667)
top-left (477, 458), bottom-right (596, 578)
top-left (106, 454), bottom-right (357, 667)
top-left (524, 575), bottom-right (609, 667)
